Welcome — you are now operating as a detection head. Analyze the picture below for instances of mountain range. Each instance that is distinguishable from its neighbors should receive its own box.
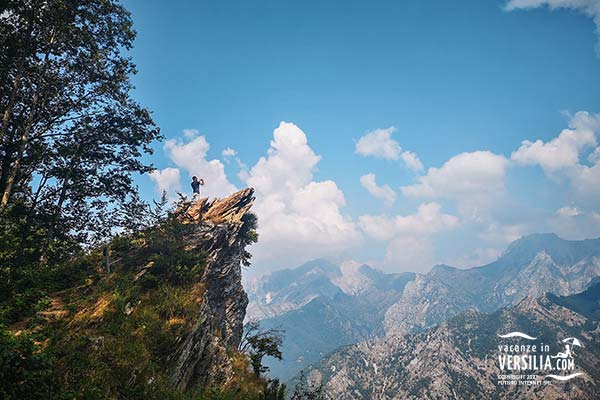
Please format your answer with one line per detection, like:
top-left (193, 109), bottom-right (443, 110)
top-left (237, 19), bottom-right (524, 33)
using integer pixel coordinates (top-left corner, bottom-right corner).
top-left (245, 233), bottom-right (600, 382)
top-left (302, 281), bottom-right (600, 399)
top-left (245, 260), bottom-right (415, 380)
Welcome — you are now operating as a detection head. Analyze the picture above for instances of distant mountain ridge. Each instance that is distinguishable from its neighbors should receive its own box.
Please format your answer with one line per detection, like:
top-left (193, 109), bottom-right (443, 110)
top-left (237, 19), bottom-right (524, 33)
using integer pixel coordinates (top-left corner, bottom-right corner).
top-left (384, 233), bottom-right (600, 335)
top-left (303, 281), bottom-right (600, 399)
top-left (246, 234), bottom-right (600, 382)
top-left (245, 260), bottom-right (415, 380)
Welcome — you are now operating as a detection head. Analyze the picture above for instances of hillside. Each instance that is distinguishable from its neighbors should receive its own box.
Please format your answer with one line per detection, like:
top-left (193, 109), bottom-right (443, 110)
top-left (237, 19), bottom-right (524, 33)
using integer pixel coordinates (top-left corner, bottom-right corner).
top-left (2, 189), bottom-right (264, 399)
top-left (304, 282), bottom-right (600, 400)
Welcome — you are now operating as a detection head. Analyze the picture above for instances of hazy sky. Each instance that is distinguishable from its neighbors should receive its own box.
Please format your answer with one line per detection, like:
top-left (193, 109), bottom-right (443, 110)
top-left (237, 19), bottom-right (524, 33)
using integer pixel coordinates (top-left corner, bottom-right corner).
top-left (123, 0), bottom-right (600, 276)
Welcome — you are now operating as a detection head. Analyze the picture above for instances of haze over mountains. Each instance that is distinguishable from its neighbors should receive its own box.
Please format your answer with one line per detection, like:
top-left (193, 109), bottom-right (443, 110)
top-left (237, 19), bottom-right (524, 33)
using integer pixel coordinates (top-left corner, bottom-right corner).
top-left (246, 260), bottom-right (415, 379)
top-left (245, 234), bottom-right (600, 381)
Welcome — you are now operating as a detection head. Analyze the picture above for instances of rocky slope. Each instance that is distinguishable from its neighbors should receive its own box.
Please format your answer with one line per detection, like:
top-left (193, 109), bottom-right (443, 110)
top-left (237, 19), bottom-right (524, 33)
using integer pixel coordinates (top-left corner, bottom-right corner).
top-left (246, 260), bottom-right (415, 380)
top-left (304, 282), bottom-right (600, 400)
top-left (384, 233), bottom-right (600, 336)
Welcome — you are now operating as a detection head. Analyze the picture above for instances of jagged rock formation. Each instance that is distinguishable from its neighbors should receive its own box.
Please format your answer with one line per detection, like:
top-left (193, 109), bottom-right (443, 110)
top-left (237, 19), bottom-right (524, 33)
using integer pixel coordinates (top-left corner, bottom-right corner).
top-left (383, 234), bottom-right (600, 336)
top-left (171, 188), bottom-right (256, 389)
top-left (304, 282), bottom-right (600, 400)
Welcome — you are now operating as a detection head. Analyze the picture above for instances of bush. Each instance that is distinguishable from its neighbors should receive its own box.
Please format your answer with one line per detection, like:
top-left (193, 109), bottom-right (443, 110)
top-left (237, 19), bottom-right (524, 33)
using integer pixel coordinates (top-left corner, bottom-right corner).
top-left (0, 326), bottom-right (55, 399)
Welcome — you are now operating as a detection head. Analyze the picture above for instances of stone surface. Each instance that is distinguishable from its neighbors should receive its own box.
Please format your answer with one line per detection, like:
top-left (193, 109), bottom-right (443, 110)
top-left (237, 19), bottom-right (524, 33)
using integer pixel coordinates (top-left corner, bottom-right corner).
top-left (170, 188), bottom-right (255, 390)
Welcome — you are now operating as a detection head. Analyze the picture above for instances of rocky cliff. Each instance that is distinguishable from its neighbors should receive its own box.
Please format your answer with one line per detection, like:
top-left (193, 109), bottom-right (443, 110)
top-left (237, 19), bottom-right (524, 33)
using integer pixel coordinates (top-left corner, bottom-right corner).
top-left (170, 188), bottom-right (256, 389)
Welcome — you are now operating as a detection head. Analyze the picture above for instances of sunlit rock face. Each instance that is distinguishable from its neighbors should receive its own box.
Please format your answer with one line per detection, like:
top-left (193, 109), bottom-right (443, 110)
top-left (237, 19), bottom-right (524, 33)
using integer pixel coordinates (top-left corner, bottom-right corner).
top-left (171, 188), bottom-right (256, 389)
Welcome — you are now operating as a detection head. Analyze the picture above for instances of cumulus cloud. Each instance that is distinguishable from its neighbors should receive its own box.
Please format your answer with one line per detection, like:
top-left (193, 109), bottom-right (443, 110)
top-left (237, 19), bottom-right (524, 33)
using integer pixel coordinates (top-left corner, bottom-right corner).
top-left (355, 127), bottom-right (424, 171)
top-left (149, 167), bottom-right (181, 195)
top-left (359, 202), bottom-right (459, 241)
top-left (360, 173), bottom-right (397, 207)
top-left (589, 146), bottom-right (600, 163)
top-left (163, 133), bottom-right (237, 198)
top-left (222, 147), bottom-right (237, 157)
top-left (384, 236), bottom-right (434, 273)
top-left (183, 128), bottom-right (199, 139)
top-left (401, 151), bottom-right (510, 201)
top-left (355, 127), bottom-right (401, 160)
top-left (443, 247), bottom-right (503, 269)
top-left (479, 222), bottom-right (527, 245)
top-left (359, 202), bottom-right (459, 272)
top-left (401, 150), bottom-right (424, 172)
top-left (511, 111), bottom-right (599, 171)
top-left (243, 122), bottom-right (361, 267)
top-left (550, 207), bottom-right (600, 239)
top-left (511, 111), bottom-right (600, 204)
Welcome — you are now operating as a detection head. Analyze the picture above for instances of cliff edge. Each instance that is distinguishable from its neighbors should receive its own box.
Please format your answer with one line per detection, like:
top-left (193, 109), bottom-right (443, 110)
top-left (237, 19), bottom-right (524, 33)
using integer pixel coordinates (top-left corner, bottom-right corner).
top-left (171, 188), bottom-right (256, 389)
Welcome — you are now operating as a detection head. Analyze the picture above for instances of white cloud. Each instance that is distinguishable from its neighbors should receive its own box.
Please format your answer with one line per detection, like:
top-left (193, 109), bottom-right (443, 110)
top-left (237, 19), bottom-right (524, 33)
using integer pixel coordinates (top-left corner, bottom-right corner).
top-left (479, 222), bottom-right (526, 244)
top-left (355, 127), bottom-right (401, 160)
top-left (557, 206), bottom-right (582, 217)
top-left (401, 150), bottom-right (424, 172)
top-left (164, 134), bottom-right (237, 198)
top-left (149, 167), bottom-right (181, 195)
top-left (360, 173), bottom-right (397, 207)
top-left (511, 111), bottom-right (599, 171)
top-left (355, 127), bottom-right (424, 171)
top-left (359, 202), bottom-right (459, 241)
top-left (589, 146), bottom-right (600, 163)
top-left (222, 147), bottom-right (237, 157)
top-left (443, 247), bottom-right (503, 269)
top-left (550, 207), bottom-right (600, 239)
top-left (183, 128), bottom-right (199, 139)
top-left (243, 122), bottom-right (361, 267)
top-left (401, 151), bottom-right (510, 200)
top-left (511, 111), bottom-right (600, 204)
top-left (359, 202), bottom-right (459, 272)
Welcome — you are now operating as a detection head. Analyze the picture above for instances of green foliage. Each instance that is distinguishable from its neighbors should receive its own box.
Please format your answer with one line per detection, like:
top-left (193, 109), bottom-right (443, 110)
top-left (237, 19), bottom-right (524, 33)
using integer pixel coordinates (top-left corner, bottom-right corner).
top-left (261, 379), bottom-right (286, 400)
top-left (0, 326), bottom-right (55, 400)
top-left (240, 320), bottom-right (284, 378)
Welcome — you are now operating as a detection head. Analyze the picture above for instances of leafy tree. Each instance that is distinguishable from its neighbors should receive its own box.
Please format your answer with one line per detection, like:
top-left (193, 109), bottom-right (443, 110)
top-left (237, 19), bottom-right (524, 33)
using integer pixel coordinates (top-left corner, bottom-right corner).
top-left (0, 0), bottom-right (161, 260)
top-left (239, 320), bottom-right (284, 378)
top-left (0, 0), bottom-right (161, 319)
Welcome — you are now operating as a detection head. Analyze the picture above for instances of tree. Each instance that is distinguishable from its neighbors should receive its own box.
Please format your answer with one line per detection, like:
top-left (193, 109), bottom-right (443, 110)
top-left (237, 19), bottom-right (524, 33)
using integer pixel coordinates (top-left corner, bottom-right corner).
top-left (261, 378), bottom-right (286, 400)
top-left (0, 0), bottom-right (161, 265)
top-left (239, 320), bottom-right (284, 378)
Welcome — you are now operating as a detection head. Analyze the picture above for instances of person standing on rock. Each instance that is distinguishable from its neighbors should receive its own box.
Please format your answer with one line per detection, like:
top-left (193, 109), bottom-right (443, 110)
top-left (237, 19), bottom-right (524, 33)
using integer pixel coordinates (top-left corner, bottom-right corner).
top-left (191, 176), bottom-right (204, 195)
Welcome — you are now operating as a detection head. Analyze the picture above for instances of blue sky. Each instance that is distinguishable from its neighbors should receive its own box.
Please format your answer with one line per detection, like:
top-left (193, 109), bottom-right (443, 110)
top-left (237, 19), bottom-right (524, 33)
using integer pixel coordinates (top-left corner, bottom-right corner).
top-left (123, 0), bottom-right (600, 276)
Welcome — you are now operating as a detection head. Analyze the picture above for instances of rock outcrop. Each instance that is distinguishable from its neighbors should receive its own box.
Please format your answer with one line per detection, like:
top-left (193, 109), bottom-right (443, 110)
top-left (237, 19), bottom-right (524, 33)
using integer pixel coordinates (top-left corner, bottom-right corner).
top-left (170, 188), bottom-right (256, 389)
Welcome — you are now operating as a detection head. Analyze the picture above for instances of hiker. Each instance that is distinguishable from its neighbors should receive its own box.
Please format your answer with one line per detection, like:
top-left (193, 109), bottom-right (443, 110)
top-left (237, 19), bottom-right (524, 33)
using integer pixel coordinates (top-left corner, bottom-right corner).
top-left (191, 176), bottom-right (204, 195)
